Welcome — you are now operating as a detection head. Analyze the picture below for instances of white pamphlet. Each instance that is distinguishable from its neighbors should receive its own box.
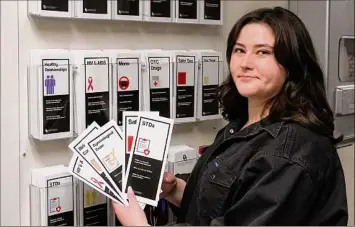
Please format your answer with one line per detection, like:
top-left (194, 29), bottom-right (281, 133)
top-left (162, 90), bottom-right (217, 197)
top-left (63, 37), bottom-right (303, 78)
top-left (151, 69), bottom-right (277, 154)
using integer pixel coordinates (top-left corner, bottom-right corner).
top-left (68, 122), bottom-right (124, 201)
top-left (125, 115), bottom-right (174, 206)
top-left (122, 111), bottom-right (159, 192)
top-left (68, 155), bottom-right (126, 205)
top-left (86, 120), bottom-right (126, 200)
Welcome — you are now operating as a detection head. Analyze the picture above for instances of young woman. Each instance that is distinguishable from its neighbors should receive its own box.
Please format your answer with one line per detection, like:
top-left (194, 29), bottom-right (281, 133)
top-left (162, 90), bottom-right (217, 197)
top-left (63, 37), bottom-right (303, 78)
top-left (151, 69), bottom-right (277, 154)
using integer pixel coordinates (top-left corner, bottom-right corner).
top-left (113, 6), bottom-right (349, 225)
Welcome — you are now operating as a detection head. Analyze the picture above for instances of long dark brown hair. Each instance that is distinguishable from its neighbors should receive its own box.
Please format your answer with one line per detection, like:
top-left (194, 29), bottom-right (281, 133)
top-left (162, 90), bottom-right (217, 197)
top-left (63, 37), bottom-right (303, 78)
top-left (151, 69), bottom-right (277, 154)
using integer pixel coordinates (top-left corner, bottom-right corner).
top-left (217, 6), bottom-right (342, 144)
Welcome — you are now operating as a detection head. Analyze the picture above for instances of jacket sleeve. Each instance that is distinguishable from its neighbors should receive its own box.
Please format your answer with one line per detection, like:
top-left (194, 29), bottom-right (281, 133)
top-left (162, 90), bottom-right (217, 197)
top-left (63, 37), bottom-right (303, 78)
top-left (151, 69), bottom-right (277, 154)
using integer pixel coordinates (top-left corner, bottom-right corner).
top-left (210, 155), bottom-right (318, 225)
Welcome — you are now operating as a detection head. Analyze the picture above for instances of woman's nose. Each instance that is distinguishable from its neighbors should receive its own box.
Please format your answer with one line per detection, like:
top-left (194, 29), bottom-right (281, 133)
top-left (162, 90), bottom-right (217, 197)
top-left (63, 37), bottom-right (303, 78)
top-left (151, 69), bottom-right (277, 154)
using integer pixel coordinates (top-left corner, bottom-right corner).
top-left (240, 53), bottom-right (254, 70)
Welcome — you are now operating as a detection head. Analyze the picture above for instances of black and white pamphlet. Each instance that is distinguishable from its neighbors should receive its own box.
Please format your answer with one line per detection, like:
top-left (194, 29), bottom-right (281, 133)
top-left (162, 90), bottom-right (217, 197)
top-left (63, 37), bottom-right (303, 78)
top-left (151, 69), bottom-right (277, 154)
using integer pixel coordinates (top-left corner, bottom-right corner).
top-left (116, 57), bottom-right (140, 126)
top-left (42, 59), bottom-right (71, 135)
top-left (178, 0), bottom-right (197, 19)
top-left (41, 0), bottom-right (69, 12)
top-left (150, 0), bottom-right (171, 18)
top-left (175, 55), bottom-right (196, 119)
top-left (81, 183), bottom-right (108, 226)
top-left (68, 122), bottom-right (126, 203)
top-left (85, 57), bottom-right (110, 127)
top-left (201, 56), bottom-right (219, 116)
top-left (117, 0), bottom-right (139, 16)
top-left (148, 57), bottom-right (171, 118)
top-left (203, 0), bottom-right (221, 20)
top-left (125, 115), bottom-right (174, 207)
top-left (82, 0), bottom-right (108, 14)
top-left (87, 121), bottom-right (126, 196)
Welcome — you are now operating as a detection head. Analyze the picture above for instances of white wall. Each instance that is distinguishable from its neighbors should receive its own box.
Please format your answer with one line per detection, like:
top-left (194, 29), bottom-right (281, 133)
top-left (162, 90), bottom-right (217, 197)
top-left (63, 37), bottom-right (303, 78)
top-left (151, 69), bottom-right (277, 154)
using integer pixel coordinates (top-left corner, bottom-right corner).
top-left (2, 0), bottom-right (353, 226)
top-left (1, 1), bottom-right (20, 226)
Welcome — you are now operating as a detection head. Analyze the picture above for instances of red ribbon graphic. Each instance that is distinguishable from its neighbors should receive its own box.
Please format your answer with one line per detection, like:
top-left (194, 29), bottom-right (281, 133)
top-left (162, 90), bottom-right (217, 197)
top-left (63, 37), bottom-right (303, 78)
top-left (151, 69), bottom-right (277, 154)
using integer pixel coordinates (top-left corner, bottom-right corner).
top-left (88, 77), bottom-right (94, 91)
top-left (91, 177), bottom-right (104, 188)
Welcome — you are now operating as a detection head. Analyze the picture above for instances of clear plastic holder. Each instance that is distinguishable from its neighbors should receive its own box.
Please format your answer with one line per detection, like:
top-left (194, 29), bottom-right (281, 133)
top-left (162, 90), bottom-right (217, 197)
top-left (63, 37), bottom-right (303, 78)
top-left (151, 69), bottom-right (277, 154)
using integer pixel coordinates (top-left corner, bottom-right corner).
top-left (112, 60), bottom-right (144, 126)
top-left (74, 0), bottom-right (112, 20)
top-left (173, 0), bottom-right (200, 24)
top-left (195, 58), bottom-right (224, 121)
top-left (140, 55), bottom-right (174, 119)
top-left (111, 0), bottom-right (143, 21)
top-left (27, 0), bottom-right (223, 26)
top-left (142, 0), bottom-right (175, 23)
top-left (27, 0), bottom-right (75, 18)
top-left (27, 62), bottom-right (75, 141)
top-left (338, 36), bottom-right (354, 82)
top-left (29, 180), bottom-right (78, 226)
top-left (199, 0), bottom-right (224, 25)
top-left (171, 58), bottom-right (199, 124)
top-left (78, 181), bottom-right (112, 226)
top-left (335, 36), bottom-right (355, 117)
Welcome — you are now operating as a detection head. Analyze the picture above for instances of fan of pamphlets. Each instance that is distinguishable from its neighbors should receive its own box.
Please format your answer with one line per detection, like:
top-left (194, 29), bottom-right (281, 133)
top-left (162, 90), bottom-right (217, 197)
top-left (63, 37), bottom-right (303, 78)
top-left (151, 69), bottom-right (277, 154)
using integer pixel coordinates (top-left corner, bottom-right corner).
top-left (68, 111), bottom-right (174, 208)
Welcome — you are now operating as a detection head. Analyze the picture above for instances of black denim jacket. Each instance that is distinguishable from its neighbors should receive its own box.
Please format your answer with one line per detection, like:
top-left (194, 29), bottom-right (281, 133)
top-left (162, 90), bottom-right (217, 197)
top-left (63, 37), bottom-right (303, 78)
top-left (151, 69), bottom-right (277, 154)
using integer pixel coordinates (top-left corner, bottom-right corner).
top-left (171, 117), bottom-right (348, 225)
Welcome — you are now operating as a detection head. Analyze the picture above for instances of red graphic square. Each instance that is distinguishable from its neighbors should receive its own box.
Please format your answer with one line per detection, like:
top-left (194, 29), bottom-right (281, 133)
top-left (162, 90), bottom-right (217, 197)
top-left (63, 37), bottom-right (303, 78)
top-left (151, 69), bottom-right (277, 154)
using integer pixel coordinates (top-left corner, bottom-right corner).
top-left (178, 72), bottom-right (187, 85)
top-left (127, 136), bottom-right (134, 152)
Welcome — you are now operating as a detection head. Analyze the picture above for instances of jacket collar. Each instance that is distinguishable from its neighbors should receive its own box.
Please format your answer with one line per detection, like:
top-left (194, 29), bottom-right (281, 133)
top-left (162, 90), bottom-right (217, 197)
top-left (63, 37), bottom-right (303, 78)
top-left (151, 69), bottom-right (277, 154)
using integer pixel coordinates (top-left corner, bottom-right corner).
top-left (224, 116), bottom-right (285, 140)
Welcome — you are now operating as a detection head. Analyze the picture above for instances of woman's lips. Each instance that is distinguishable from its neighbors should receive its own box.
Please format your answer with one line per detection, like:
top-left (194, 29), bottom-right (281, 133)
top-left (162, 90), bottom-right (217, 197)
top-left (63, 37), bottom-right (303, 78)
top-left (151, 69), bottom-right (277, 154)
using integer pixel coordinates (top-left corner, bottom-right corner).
top-left (237, 75), bottom-right (259, 81)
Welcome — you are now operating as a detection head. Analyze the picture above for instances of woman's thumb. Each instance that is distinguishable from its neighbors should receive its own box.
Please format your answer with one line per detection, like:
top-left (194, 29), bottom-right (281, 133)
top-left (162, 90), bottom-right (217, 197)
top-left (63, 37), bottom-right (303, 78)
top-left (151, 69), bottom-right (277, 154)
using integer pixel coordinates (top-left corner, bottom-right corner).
top-left (127, 186), bottom-right (139, 206)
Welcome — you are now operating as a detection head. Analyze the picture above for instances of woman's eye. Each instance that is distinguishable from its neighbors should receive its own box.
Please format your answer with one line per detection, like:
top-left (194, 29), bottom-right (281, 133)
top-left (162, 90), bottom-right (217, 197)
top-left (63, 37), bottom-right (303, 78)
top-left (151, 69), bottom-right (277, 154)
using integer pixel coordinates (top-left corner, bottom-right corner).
top-left (234, 48), bottom-right (244, 53)
top-left (257, 50), bottom-right (270, 55)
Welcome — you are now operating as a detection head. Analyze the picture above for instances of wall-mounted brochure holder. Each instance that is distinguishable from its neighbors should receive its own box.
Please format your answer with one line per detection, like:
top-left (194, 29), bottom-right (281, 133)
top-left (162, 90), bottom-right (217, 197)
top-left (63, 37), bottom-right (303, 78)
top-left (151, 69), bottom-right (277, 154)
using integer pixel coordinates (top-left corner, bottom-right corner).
top-left (30, 181), bottom-right (78, 226)
top-left (28, 50), bottom-right (74, 141)
top-left (335, 36), bottom-right (354, 117)
top-left (171, 51), bottom-right (199, 123)
top-left (74, 0), bottom-right (111, 20)
top-left (335, 85), bottom-right (354, 116)
top-left (30, 166), bottom-right (78, 226)
top-left (174, 0), bottom-right (200, 24)
top-left (190, 50), bottom-right (223, 121)
top-left (143, 0), bottom-right (175, 23)
top-left (112, 0), bottom-right (143, 21)
top-left (78, 182), bottom-right (110, 226)
top-left (338, 36), bottom-right (354, 83)
top-left (28, 0), bottom-right (75, 18)
top-left (72, 51), bottom-right (113, 135)
top-left (111, 51), bottom-right (143, 126)
top-left (28, 0), bottom-right (223, 26)
top-left (141, 51), bottom-right (174, 119)
top-left (166, 145), bottom-right (198, 224)
top-left (199, 0), bottom-right (223, 25)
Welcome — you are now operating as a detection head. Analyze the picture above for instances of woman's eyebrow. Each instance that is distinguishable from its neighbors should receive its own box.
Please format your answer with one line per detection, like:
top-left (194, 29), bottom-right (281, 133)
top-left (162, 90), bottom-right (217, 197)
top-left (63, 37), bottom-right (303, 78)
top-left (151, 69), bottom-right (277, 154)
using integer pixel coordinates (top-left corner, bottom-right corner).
top-left (235, 42), bottom-right (273, 49)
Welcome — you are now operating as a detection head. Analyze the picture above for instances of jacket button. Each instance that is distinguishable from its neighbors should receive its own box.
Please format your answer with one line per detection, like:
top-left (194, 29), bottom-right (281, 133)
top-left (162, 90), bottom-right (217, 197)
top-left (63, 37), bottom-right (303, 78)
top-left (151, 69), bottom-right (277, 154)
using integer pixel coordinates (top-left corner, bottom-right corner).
top-left (229, 129), bottom-right (235, 134)
top-left (211, 174), bottom-right (215, 180)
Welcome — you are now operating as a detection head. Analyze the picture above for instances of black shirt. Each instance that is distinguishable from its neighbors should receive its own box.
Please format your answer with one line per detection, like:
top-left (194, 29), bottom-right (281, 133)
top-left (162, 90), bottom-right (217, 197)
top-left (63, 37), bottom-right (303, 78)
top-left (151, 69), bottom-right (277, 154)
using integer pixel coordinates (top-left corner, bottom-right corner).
top-left (172, 117), bottom-right (348, 225)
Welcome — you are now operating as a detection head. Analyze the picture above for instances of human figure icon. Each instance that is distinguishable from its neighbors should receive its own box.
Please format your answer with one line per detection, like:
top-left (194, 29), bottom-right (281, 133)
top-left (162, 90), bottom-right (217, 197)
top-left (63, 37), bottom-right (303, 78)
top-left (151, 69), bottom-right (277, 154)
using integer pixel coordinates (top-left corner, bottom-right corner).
top-left (50, 75), bottom-right (56, 94)
top-left (45, 75), bottom-right (56, 94)
top-left (45, 75), bottom-right (50, 94)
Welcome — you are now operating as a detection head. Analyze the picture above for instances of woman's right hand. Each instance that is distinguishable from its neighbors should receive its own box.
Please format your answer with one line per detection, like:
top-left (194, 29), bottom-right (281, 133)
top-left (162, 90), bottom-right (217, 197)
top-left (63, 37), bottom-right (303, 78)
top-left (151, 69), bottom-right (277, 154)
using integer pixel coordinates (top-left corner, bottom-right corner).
top-left (160, 172), bottom-right (177, 198)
